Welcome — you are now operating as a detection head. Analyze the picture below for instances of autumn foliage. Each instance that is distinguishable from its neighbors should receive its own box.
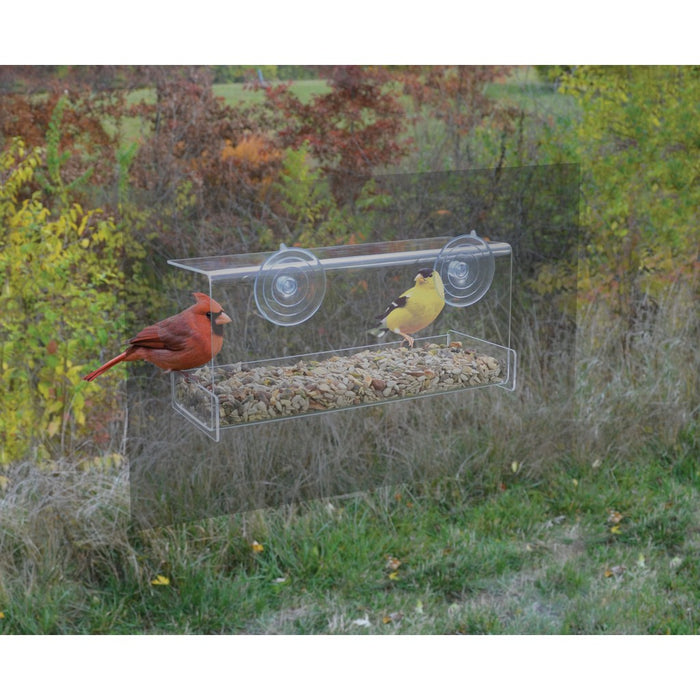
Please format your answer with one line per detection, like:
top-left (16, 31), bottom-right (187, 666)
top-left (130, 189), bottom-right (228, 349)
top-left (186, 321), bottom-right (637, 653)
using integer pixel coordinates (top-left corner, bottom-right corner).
top-left (0, 140), bottom-right (131, 462)
top-left (266, 67), bottom-right (409, 173)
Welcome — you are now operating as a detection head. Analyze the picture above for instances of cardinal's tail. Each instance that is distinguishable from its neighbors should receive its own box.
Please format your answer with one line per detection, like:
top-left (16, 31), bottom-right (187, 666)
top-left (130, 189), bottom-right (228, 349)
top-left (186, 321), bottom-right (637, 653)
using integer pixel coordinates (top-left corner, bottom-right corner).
top-left (83, 351), bottom-right (128, 382)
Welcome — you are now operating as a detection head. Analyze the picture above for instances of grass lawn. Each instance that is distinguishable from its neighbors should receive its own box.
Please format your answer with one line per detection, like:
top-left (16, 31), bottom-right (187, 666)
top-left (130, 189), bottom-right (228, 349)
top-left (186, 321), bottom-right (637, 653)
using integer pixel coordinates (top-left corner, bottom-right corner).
top-left (214, 79), bottom-right (331, 106)
top-left (125, 79), bottom-right (329, 109)
top-left (1, 430), bottom-right (697, 634)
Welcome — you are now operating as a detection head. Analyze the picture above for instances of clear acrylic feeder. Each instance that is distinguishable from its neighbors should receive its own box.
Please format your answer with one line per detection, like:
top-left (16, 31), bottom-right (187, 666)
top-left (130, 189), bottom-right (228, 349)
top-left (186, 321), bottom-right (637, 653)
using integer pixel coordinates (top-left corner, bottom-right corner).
top-left (168, 232), bottom-right (516, 441)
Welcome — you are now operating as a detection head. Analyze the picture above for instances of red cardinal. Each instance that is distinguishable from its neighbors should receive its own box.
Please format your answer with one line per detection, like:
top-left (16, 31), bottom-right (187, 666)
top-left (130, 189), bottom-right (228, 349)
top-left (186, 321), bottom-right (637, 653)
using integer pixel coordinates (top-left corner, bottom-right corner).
top-left (83, 292), bottom-right (232, 381)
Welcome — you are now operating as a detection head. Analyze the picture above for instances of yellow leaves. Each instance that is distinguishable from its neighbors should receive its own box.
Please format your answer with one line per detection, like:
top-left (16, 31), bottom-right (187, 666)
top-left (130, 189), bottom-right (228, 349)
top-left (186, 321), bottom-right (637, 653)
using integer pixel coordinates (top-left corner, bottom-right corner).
top-left (46, 418), bottom-right (62, 438)
top-left (78, 452), bottom-right (125, 473)
top-left (386, 555), bottom-right (401, 580)
top-left (604, 564), bottom-right (626, 579)
top-left (607, 509), bottom-right (624, 535)
top-left (0, 139), bottom-right (133, 464)
top-left (0, 611), bottom-right (5, 620)
top-left (150, 575), bottom-right (170, 586)
top-left (382, 611), bottom-right (403, 625)
top-left (37, 380), bottom-right (53, 401)
top-left (251, 540), bottom-right (264, 554)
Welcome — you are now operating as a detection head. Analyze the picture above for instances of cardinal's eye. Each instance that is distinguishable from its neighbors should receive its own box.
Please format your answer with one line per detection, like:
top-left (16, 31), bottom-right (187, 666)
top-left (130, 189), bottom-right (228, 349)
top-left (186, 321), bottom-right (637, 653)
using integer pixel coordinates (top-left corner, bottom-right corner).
top-left (206, 311), bottom-right (212, 319)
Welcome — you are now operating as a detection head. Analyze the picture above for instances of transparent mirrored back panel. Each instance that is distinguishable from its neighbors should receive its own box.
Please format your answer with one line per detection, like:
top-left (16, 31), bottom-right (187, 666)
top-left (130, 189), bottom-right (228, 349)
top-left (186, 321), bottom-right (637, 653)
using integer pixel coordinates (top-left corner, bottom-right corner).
top-left (168, 233), bottom-right (515, 440)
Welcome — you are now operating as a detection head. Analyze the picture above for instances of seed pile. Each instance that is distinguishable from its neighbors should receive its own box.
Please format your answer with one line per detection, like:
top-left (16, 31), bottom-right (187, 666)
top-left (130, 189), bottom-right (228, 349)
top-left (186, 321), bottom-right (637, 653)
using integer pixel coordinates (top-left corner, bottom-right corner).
top-left (176, 341), bottom-right (503, 427)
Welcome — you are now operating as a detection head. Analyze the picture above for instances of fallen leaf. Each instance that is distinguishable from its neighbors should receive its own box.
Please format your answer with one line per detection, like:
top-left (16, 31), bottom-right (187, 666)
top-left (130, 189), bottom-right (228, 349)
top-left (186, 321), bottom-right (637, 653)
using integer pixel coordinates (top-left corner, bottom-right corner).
top-left (352, 617), bottom-right (371, 628)
top-left (607, 509), bottom-right (624, 525)
top-left (545, 515), bottom-right (566, 528)
top-left (604, 564), bottom-right (626, 579)
top-left (610, 525), bottom-right (622, 535)
top-left (382, 612), bottom-right (403, 624)
top-left (150, 575), bottom-right (170, 586)
top-left (386, 556), bottom-right (401, 571)
top-left (511, 460), bottom-right (520, 473)
top-left (251, 540), bottom-right (264, 553)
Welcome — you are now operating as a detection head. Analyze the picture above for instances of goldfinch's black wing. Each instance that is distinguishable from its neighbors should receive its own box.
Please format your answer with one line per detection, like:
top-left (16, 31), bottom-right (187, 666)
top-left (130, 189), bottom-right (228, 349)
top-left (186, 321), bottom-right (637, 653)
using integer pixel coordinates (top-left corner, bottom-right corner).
top-left (376, 293), bottom-right (409, 322)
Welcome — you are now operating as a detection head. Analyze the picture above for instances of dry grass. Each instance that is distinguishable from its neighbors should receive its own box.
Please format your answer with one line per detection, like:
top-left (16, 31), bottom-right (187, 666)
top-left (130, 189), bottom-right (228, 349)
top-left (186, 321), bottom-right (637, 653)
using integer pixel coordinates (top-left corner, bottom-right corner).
top-left (575, 279), bottom-right (699, 461)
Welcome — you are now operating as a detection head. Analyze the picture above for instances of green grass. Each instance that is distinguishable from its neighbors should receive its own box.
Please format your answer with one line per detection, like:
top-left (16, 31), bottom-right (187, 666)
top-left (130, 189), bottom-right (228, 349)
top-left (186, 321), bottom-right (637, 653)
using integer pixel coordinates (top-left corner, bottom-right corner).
top-left (214, 79), bottom-right (330, 106)
top-left (1, 431), bottom-right (697, 634)
top-left (125, 79), bottom-right (328, 109)
top-left (484, 66), bottom-right (580, 117)
top-left (116, 79), bottom-right (329, 144)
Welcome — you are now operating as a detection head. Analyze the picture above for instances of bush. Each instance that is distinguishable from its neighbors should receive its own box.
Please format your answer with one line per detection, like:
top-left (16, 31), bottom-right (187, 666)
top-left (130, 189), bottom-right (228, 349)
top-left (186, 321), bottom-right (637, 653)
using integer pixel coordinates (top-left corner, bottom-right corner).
top-left (0, 139), bottom-right (130, 463)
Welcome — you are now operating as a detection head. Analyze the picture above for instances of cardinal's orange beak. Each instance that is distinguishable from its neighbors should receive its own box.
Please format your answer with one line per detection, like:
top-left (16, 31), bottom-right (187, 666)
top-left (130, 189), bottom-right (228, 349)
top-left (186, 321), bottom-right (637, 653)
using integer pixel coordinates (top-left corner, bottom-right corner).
top-left (216, 312), bottom-right (232, 325)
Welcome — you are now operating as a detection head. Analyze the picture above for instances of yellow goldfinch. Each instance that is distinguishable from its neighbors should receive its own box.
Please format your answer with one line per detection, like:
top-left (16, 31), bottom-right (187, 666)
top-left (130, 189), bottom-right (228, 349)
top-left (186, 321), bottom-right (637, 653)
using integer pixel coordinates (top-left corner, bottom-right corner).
top-left (369, 268), bottom-right (445, 348)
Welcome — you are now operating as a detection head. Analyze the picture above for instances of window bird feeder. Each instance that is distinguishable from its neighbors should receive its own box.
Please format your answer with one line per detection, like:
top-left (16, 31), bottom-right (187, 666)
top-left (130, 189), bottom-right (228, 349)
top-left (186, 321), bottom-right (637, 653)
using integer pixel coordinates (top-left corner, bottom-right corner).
top-left (167, 232), bottom-right (516, 441)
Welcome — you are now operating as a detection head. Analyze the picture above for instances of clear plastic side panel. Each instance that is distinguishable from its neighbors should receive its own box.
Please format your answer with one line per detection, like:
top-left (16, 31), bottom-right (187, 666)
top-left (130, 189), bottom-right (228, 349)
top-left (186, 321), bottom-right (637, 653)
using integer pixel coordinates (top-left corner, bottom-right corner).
top-left (171, 371), bottom-right (220, 441)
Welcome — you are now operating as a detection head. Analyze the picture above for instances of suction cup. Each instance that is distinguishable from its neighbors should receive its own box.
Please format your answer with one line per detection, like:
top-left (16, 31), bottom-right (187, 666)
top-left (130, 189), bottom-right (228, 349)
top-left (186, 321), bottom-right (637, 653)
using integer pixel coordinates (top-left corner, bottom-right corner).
top-left (435, 232), bottom-right (495, 307)
top-left (254, 246), bottom-right (326, 326)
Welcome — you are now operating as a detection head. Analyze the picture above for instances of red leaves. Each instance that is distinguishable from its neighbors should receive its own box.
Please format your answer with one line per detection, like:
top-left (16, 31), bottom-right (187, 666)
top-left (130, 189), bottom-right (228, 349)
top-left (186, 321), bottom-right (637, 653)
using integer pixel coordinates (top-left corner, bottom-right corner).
top-left (264, 66), bottom-right (410, 202)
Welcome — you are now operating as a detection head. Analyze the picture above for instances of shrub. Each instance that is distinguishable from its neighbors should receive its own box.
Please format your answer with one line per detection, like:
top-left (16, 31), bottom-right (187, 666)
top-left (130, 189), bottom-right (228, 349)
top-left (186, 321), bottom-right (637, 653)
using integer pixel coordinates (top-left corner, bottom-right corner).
top-left (0, 139), bottom-right (129, 463)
